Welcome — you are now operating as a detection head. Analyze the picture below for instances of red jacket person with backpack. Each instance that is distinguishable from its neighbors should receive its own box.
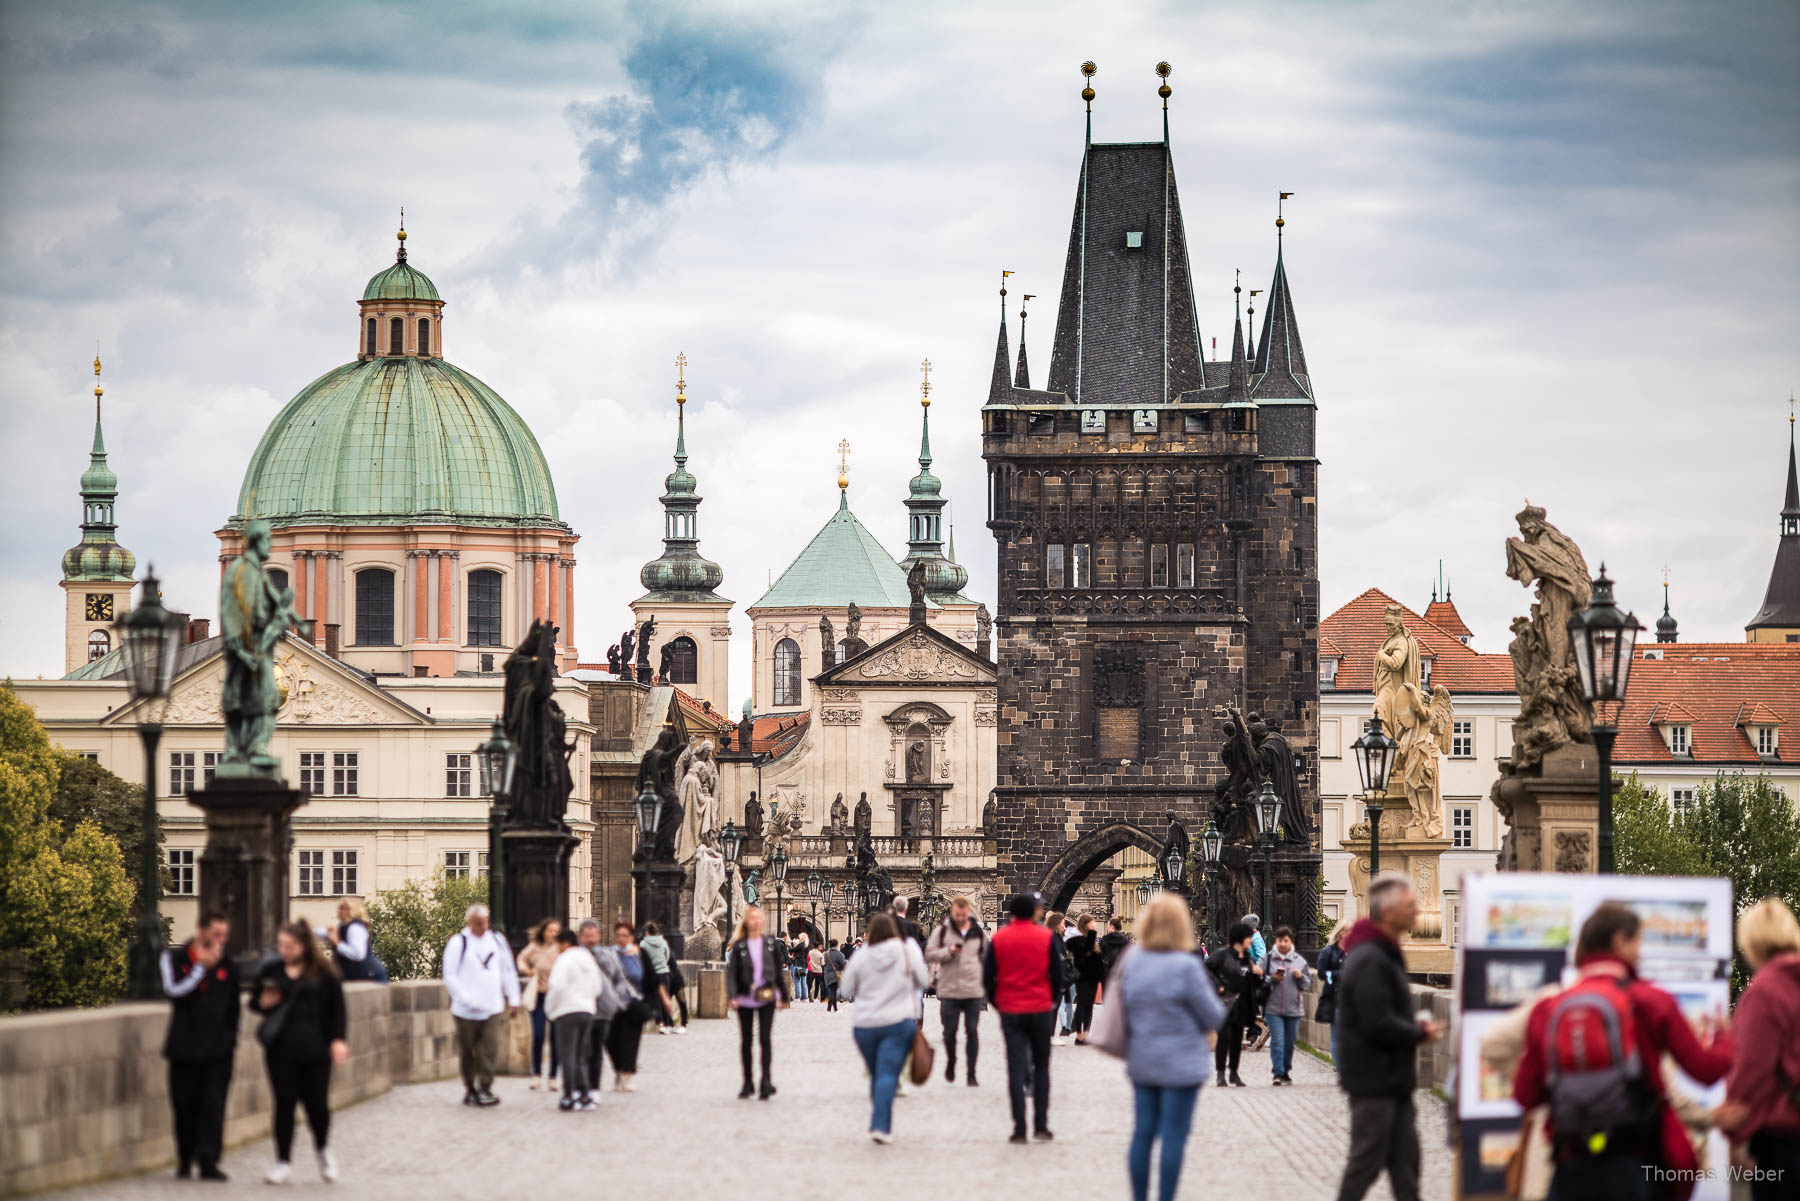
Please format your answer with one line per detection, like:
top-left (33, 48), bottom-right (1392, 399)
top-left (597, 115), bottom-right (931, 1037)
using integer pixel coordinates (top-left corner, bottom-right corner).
top-left (1513, 902), bottom-right (1733, 1201)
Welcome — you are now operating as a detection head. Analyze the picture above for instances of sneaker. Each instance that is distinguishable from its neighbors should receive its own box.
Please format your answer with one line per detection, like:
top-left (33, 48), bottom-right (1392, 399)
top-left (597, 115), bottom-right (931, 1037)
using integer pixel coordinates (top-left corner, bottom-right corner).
top-left (672, 1026), bottom-right (689, 1035)
top-left (1050, 1036), bottom-right (1069, 1047)
top-left (870, 1131), bottom-right (893, 1145)
top-left (579, 1094), bottom-right (599, 1112)
top-left (317, 1148), bottom-right (338, 1184)
top-left (1033, 1129), bottom-right (1055, 1142)
top-left (462, 1091), bottom-right (479, 1106)
top-left (264, 1162), bottom-right (293, 1186)
top-left (1271, 1076), bottom-right (1286, 1086)
top-left (558, 1095), bottom-right (577, 1111)
top-left (474, 1089), bottom-right (501, 1107)
top-left (1281, 1072), bottom-right (1295, 1085)
top-left (620, 1074), bottom-right (636, 1093)
top-left (529, 1076), bottom-right (542, 1090)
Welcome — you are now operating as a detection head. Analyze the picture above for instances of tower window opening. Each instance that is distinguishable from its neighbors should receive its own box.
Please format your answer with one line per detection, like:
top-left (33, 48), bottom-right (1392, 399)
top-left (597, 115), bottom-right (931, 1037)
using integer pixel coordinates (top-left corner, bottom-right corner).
top-left (389, 317), bottom-right (404, 355)
top-left (773, 638), bottom-right (802, 706)
top-left (418, 318), bottom-right (431, 356)
top-left (666, 636), bottom-right (698, 685)
top-left (354, 567), bottom-right (396, 645)
top-left (366, 317), bottom-right (377, 355)
top-left (87, 629), bottom-right (111, 661)
top-left (467, 569), bottom-right (503, 646)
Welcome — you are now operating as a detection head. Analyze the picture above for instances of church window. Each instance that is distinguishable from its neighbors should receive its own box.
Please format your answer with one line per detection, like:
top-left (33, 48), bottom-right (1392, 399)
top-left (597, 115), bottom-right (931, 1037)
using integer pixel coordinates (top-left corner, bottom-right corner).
top-left (1150, 544), bottom-right (1168, 588)
top-left (1451, 806), bottom-right (1474, 849)
top-left (1081, 409), bottom-right (1105, 434)
top-left (1071, 543), bottom-right (1092, 589)
top-left (389, 317), bottom-right (404, 354)
top-left (467, 569), bottom-right (503, 646)
top-left (418, 318), bottom-right (431, 356)
top-left (366, 318), bottom-right (377, 355)
top-left (1175, 543), bottom-right (1196, 589)
top-left (354, 568), bottom-right (395, 645)
top-left (1133, 409), bottom-right (1157, 433)
top-left (267, 567), bottom-right (289, 592)
top-left (666, 636), bottom-right (698, 685)
top-left (1045, 544), bottom-right (1066, 588)
top-left (773, 638), bottom-right (801, 706)
top-left (1452, 720), bottom-right (1474, 758)
top-left (87, 629), bottom-right (111, 660)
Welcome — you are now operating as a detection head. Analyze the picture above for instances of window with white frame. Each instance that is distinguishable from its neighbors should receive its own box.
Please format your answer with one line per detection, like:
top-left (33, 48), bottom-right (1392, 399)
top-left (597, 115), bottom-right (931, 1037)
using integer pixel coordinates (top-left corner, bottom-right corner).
top-left (1452, 720), bottom-right (1475, 758)
top-left (1447, 897), bottom-right (1461, 945)
top-left (1671, 787), bottom-right (1696, 814)
top-left (443, 850), bottom-right (490, 881)
top-left (1665, 724), bottom-right (1691, 756)
top-left (202, 751), bottom-right (221, 787)
top-left (299, 752), bottom-right (327, 795)
top-left (170, 751), bottom-right (197, 795)
top-left (78, 750), bottom-right (100, 763)
top-left (297, 849), bottom-right (325, 896)
top-left (1420, 658), bottom-right (1433, 686)
top-left (332, 752), bottom-right (360, 796)
top-left (331, 850), bottom-right (358, 896)
top-left (1320, 657), bottom-right (1338, 687)
top-left (446, 753), bottom-right (473, 797)
top-left (1451, 805), bottom-right (1475, 849)
top-left (167, 848), bottom-right (196, 896)
top-left (1754, 725), bottom-right (1778, 757)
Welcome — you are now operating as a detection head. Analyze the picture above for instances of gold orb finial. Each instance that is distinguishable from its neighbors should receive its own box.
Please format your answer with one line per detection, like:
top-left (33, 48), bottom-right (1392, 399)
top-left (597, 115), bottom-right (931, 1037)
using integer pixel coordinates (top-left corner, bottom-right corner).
top-left (675, 351), bottom-right (688, 406)
top-left (94, 384), bottom-right (103, 398)
top-left (1156, 61), bottom-right (1172, 102)
top-left (920, 357), bottom-right (933, 409)
top-left (1080, 60), bottom-right (1096, 106)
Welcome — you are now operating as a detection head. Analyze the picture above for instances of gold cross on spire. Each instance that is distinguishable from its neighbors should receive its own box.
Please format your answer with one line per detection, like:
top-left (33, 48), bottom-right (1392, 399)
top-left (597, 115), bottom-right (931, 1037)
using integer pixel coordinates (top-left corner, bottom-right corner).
top-left (675, 351), bottom-right (688, 405)
top-left (836, 438), bottom-right (851, 493)
top-left (919, 357), bottom-right (933, 408)
top-left (1662, 563), bottom-right (1671, 587)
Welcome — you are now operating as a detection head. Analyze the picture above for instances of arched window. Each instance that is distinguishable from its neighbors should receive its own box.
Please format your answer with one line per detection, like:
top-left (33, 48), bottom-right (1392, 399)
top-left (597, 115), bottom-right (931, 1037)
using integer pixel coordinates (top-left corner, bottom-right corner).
top-left (417, 318), bottom-right (431, 357)
top-left (773, 638), bottom-right (801, 706)
top-left (267, 567), bottom-right (289, 593)
top-left (354, 568), bottom-right (395, 645)
top-left (366, 317), bottom-right (377, 355)
top-left (665, 636), bottom-right (697, 685)
top-left (389, 317), bottom-right (404, 355)
top-left (467, 569), bottom-right (503, 646)
top-left (87, 629), bottom-right (111, 661)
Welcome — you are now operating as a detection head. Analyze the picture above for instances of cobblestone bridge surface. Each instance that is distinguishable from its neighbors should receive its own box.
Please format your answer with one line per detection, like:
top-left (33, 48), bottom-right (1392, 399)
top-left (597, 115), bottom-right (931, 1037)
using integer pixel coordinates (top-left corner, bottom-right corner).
top-left (55, 1000), bottom-right (1449, 1200)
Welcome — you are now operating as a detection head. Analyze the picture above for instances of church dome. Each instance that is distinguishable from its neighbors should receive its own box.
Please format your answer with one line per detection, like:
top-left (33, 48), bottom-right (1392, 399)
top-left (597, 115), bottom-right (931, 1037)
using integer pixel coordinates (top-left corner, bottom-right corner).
top-left (235, 356), bottom-right (563, 528)
top-left (362, 260), bottom-right (440, 302)
top-left (61, 540), bottom-right (135, 582)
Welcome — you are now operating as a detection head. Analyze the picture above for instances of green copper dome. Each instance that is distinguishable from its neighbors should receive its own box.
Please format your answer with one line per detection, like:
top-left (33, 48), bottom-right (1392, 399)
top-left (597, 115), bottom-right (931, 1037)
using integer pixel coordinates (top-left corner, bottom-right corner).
top-left (362, 260), bottom-right (440, 302)
top-left (63, 401), bottom-right (136, 584)
top-left (236, 357), bottom-right (563, 528)
top-left (62, 541), bottom-right (136, 581)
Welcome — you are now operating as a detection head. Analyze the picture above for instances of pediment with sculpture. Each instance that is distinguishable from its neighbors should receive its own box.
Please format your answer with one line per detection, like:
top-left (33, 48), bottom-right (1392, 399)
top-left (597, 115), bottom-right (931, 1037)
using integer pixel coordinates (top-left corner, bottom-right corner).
top-left (820, 625), bottom-right (996, 688)
top-left (105, 636), bottom-right (424, 728)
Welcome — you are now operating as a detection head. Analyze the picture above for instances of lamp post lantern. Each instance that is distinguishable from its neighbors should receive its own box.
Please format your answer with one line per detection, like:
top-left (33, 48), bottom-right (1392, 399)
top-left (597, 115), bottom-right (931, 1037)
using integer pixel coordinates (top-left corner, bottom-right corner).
top-left (805, 866), bottom-right (822, 940)
top-left (1351, 713), bottom-right (1398, 880)
top-left (1161, 840), bottom-right (1187, 893)
top-left (117, 567), bottom-right (188, 1000)
top-left (1134, 875), bottom-right (1153, 910)
top-left (632, 779), bottom-right (662, 932)
top-left (474, 720), bottom-right (519, 936)
top-left (864, 878), bottom-right (881, 917)
top-left (1567, 564), bottom-right (1642, 874)
top-left (821, 877), bottom-right (835, 952)
top-left (1199, 820), bottom-right (1224, 946)
top-left (769, 844), bottom-right (789, 938)
top-left (1253, 782), bottom-right (1281, 933)
top-left (720, 819), bottom-right (745, 943)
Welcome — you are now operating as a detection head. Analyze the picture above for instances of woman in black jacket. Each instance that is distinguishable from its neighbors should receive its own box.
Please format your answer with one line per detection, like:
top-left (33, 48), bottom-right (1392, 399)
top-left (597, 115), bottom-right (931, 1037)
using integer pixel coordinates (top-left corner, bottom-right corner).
top-left (1204, 921), bottom-right (1262, 1087)
top-left (1313, 919), bottom-right (1350, 1066)
top-left (249, 921), bottom-right (348, 1185)
top-left (726, 905), bottom-right (791, 1098)
top-left (1069, 915), bottom-right (1106, 1045)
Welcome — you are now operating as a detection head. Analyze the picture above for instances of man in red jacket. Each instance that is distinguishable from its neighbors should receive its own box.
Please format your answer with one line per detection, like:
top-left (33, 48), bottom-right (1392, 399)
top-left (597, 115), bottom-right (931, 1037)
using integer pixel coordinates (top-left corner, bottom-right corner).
top-left (1513, 902), bottom-right (1733, 1201)
top-left (984, 892), bottom-right (1068, 1144)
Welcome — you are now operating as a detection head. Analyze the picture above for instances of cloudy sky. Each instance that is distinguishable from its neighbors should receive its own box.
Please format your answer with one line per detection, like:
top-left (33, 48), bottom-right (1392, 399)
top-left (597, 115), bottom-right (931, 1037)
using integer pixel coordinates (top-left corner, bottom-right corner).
top-left (2, 0), bottom-right (1796, 704)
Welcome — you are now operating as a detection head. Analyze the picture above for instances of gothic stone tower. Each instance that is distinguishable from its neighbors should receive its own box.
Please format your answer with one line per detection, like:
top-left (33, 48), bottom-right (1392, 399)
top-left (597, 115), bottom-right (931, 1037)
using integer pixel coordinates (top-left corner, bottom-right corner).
top-left (982, 79), bottom-right (1320, 932)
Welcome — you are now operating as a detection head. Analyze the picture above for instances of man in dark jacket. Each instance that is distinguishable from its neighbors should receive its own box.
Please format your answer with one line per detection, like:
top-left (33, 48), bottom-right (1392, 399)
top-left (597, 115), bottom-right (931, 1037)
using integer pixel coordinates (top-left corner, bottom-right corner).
top-left (162, 912), bottom-right (241, 1181)
top-left (1205, 922), bottom-right (1261, 1086)
top-left (1098, 917), bottom-right (1131, 972)
top-left (984, 893), bottom-right (1067, 1143)
top-left (1334, 873), bottom-right (1442, 1201)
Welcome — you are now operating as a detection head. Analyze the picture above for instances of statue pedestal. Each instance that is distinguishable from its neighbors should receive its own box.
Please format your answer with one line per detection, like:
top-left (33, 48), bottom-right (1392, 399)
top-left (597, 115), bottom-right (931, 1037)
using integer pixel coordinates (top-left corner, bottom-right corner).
top-left (190, 778), bottom-right (306, 973)
top-left (1493, 741), bottom-right (1602, 873)
top-left (640, 860), bottom-right (687, 959)
top-left (1343, 809), bottom-right (1454, 974)
top-left (501, 826), bottom-right (578, 950)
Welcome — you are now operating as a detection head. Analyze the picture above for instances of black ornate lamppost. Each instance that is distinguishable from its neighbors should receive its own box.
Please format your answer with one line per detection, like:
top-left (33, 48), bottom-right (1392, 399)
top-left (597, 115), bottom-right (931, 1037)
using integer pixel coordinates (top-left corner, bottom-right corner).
top-left (631, 775), bottom-right (663, 932)
top-left (1161, 837), bottom-right (1187, 897)
top-left (769, 844), bottom-right (789, 936)
top-left (1253, 782), bottom-right (1281, 933)
top-left (1351, 714), bottom-right (1398, 878)
top-left (820, 877), bottom-right (835, 950)
top-left (1567, 565), bottom-right (1642, 875)
top-left (805, 866), bottom-right (823, 939)
top-left (1134, 874), bottom-right (1153, 911)
top-left (864, 878), bottom-right (882, 923)
top-left (117, 568), bottom-right (188, 1000)
top-left (719, 819), bottom-right (745, 941)
top-left (1199, 820), bottom-right (1224, 946)
top-left (474, 721), bottom-right (519, 935)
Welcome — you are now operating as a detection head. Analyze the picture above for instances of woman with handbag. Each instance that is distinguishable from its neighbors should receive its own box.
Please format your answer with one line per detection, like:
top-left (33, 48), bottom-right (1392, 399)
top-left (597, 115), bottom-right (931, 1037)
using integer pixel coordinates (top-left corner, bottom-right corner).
top-left (727, 906), bottom-right (790, 1099)
top-left (517, 918), bottom-right (562, 1088)
top-left (248, 922), bottom-right (348, 1185)
top-left (1070, 915), bottom-right (1105, 1045)
top-left (839, 912), bottom-right (930, 1144)
top-left (604, 921), bottom-right (652, 1092)
top-left (1313, 919), bottom-right (1349, 1067)
top-left (1117, 894), bottom-right (1226, 1201)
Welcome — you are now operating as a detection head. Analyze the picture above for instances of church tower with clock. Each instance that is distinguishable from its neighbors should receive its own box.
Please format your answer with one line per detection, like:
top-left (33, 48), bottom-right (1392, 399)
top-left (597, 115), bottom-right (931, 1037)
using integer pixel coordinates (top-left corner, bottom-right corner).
top-left (60, 355), bottom-right (139, 672)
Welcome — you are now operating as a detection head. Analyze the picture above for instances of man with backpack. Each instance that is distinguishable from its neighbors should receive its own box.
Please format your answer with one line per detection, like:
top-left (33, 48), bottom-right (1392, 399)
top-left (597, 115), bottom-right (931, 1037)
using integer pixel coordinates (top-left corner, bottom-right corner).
top-left (1334, 872), bottom-right (1443, 1201)
top-left (1513, 901), bottom-right (1733, 1200)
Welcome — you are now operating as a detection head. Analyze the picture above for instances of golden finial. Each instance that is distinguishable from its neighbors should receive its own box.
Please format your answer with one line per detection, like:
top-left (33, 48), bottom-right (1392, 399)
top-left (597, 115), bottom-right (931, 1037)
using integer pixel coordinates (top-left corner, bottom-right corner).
top-left (675, 351), bottom-right (688, 406)
top-left (919, 358), bottom-right (933, 409)
top-left (1080, 61), bottom-right (1096, 108)
top-left (1156, 61), bottom-right (1172, 105)
top-left (1277, 191), bottom-right (1293, 231)
top-left (93, 346), bottom-right (103, 398)
top-left (836, 438), bottom-right (851, 492)
top-left (1790, 393), bottom-right (1795, 426)
top-left (1234, 267), bottom-right (1241, 296)
top-left (1000, 268), bottom-right (1013, 297)
top-left (398, 206), bottom-right (406, 242)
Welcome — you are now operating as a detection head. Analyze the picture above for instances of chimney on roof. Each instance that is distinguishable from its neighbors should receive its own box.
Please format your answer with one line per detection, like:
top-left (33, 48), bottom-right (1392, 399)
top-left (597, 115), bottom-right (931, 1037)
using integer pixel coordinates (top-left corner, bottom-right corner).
top-left (325, 622), bottom-right (341, 658)
top-left (186, 617), bottom-right (210, 644)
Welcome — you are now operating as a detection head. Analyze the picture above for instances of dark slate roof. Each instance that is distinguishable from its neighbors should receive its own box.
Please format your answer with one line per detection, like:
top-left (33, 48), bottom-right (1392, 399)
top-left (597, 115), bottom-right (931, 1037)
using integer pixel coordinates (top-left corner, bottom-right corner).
top-left (1749, 433), bottom-right (1800, 630)
top-left (1251, 242), bottom-right (1312, 401)
top-left (986, 312), bottom-right (1012, 405)
top-left (1014, 320), bottom-right (1032, 389)
top-left (1044, 141), bottom-right (1206, 407)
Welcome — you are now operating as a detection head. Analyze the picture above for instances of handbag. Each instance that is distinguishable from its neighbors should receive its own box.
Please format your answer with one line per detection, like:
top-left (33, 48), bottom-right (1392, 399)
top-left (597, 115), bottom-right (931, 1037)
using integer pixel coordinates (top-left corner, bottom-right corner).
top-left (255, 975), bottom-right (292, 1049)
top-left (908, 1025), bottom-right (935, 1085)
top-left (1088, 947), bottom-right (1132, 1059)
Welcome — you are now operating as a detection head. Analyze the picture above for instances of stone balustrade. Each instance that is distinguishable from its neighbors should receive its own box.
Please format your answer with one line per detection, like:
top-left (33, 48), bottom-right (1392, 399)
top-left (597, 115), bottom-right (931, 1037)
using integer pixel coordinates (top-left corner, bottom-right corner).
top-left (1297, 982), bottom-right (1453, 1092)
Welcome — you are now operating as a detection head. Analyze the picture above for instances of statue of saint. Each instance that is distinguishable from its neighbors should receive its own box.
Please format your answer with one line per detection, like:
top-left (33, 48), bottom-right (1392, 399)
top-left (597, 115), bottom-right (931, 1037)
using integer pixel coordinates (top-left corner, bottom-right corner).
top-left (907, 561), bottom-right (927, 609)
top-left (1397, 685), bottom-right (1453, 838)
top-left (634, 725), bottom-right (683, 860)
top-left (854, 791), bottom-right (871, 833)
top-left (502, 619), bottom-right (574, 826)
top-left (819, 614), bottom-right (836, 669)
top-left (1503, 504), bottom-right (1594, 768)
top-left (606, 644), bottom-right (621, 676)
top-left (741, 866), bottom-right (761, 907)
top-left (1505, 504), bottom-right (1591, 678)
top-left (1372, 604), bottom-right (1423, 738)
top-left (636, 617), bottom-right (656, 676)
top-left (219, 519), bottom-right (310, 778)
top-left (1249, 713), bottom-right (1307, 843)
top-left (658, 640), bottom-right (675, 682)
top-left (830, 793), bottom-right (848, 830)
top-left (845, 602), bottom-right (862, 644)
top-left (906, 739), bottom-right (928, 782)
top-left (674, 739), bottom-right (719, 864)
top-left (976, 604), bottom-right (993, 657)
top-left (619, 627), bottom-right (636, 671)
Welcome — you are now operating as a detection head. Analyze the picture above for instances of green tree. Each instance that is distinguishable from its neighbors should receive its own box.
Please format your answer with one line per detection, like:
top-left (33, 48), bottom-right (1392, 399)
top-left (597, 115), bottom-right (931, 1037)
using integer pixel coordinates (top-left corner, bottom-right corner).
top-left (49, 751), bottom-right (169, 932)
top-left (0, 684), bottom-right (136, 1008)
top-left (365, 872), bottom-right (489, 980)
top-left (1613, 774), bottom-right (1709, 877)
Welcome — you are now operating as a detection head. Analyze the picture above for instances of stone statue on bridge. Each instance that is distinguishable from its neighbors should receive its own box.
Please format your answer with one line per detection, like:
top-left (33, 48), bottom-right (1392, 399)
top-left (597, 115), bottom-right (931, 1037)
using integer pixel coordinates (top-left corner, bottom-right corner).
top-left (501, 619), bottom-right (574, 827)
top-left (219, 518), bottom-right (311, 779)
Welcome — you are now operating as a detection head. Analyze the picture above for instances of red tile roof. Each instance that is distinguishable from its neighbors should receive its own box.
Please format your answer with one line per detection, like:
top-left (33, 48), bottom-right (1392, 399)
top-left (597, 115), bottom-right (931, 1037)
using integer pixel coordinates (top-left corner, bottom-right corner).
top-left (1647, 700), bottom-right (1700, 725)
top-left (746, 712), bottom-right (810, 758)
top-left (1422, 598), bottom-right (1474, 641)
top-left (1320, 588), bottom-right (1516, 693)
top-left (1320, 635), bottom-right (1344, 659)
top-left (1616, 642), bottom-right (1800, 765)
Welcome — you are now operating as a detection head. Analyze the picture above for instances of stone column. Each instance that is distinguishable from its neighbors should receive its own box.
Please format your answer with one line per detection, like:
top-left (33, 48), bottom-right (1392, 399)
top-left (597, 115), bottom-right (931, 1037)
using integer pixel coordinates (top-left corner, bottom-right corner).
top-left (547, 556), bottom-right (561, 632)
top-left (293, 551), bottom-right (310, 625)
top-left (533, 555), bottom-right (549, 623)
top-left (437, 552), bottom-right (453, 643)
top-left (324, 552), bottom-right (342, 644)
top-left (411, 551), bottom-right (429, 648)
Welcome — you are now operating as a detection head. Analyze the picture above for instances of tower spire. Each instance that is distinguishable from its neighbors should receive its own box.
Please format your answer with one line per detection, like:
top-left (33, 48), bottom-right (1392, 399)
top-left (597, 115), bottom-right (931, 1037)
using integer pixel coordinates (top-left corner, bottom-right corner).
top-left (1156, 61), bottom-right (1171, 144)
top-left (837, 438), bottom-right (851, 511)
top-left (987, 271), bottom-right (1014, 403)
top-left (901, 356), bottom-right (968, 603)
top-left (1015, 293), bottom-right (1034, 388)
top-left (1252, 193), bottom-right (1312, 400)
top-left (917, 357), bottom-right (933, 469)
top-left (395, 207), bottom-right (408, 263)
top-left (636, 352), bottom-right (723, 601)
top-left (1784, 396), bottom-right (1799, 537)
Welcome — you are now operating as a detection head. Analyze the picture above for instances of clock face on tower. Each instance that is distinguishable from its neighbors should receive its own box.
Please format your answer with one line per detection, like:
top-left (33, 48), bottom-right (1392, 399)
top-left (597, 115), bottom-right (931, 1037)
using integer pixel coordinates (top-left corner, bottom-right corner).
top-left (85, 593), bottom-right (114, 622)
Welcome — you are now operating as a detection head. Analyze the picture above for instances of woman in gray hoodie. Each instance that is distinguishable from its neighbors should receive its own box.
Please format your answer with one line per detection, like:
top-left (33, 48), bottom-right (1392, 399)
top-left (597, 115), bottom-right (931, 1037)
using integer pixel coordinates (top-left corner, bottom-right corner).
top-left (839, 913), bottom-right (929, 1144)
top-left (1262, 925), bottom-right (1313, 1085)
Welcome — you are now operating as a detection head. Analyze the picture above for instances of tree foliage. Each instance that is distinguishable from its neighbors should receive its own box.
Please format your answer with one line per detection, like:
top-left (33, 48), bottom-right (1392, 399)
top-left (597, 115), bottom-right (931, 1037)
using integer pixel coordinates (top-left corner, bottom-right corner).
top-left (365, 871), bottom-right (489, 980)
top-left (49, 751), bottom-right (169, 926)
top-left (0, 684), bottom-right (135, 1008)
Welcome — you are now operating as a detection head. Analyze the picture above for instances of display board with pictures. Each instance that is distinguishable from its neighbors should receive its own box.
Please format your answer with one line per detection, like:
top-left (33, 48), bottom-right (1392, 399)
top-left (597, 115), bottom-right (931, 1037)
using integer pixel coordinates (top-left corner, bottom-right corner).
top-left (1453, 871), bottom-right (1733, 1201)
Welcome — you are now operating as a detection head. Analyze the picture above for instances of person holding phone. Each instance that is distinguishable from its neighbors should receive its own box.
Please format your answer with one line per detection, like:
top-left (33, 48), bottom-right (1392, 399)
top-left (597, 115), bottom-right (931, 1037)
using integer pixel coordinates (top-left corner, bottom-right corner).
top-left (1263, 926), bottom-right (1313, 1084)
top-left (726, 905), bottom-right (791, 1099)
top-left (248, 922), bottom-right (348, 1185)
top-left (161, 912), bottom-right (239, 1181)
top-left (925, 895), bottom-right (987, 1084)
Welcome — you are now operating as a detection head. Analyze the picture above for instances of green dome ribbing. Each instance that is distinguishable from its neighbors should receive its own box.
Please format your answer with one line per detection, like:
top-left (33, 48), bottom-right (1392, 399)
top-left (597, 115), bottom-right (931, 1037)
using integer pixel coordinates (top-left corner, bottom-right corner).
top-left (362, 260), bottom-right (440, 302)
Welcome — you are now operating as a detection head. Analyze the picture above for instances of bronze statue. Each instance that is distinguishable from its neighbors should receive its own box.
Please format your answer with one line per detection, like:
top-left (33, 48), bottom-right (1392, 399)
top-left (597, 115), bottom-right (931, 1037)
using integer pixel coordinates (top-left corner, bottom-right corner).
top-left (658, 639), bottom-right (675, 682)
top-left (219, 519), bottom-right (310, 778)
top-left (618, 627), bottom-right (636, 671)
top-left (606, 644), bottom-right (621, 675)
top-left (1249, 712), bottom-right (1307, 843)
top-left (635, 617), bottom-right (655, 681)
top-left (501, 619), bottom-right (574, 826)
top-left (738, 699), bottom-right (753, 758)
top-left (634, 724), bottom-right (684, 859)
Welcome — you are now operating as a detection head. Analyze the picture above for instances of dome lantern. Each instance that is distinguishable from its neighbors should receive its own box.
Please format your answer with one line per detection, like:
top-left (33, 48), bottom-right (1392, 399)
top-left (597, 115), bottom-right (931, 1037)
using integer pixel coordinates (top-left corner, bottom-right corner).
top-left (357, 216), bottom-right (445, 360)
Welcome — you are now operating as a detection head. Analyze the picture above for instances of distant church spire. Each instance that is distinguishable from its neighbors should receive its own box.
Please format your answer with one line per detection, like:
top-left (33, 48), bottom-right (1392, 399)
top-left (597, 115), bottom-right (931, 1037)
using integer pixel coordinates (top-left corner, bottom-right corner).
top-left (1746, 401), bottom-right (1800, 636)
top-left (900, 357), bottom-right (970, 603)
top-left (637, 353), bottom-right (724, 600)
top-left (1252, 193), bottom-right (1312, 401)
top-left (1656, 565), bottom-right (1679, 643)
top-left (1015, 293), bottom-right (1034, 389)
top-left (987, 272), bottom-right (1013, 404)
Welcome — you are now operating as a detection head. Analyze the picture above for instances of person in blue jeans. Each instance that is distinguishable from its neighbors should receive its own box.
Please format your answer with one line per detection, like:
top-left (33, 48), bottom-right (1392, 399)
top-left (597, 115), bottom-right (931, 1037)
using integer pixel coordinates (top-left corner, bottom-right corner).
top-left (788, 938), bottom-right (811, 1002)
top-left (1262, 925), bottom-right (1314, 1084)
top-left (839, 913), bottom-right (929, 1144)
top-left (1120, 894), bottom-right (1225, 1201)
